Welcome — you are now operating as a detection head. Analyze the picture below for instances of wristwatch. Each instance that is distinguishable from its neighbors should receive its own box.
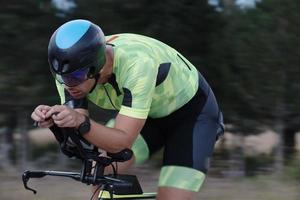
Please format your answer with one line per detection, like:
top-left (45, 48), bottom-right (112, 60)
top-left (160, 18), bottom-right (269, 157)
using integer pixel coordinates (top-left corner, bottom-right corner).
top-left (77, 115), bottom-right (91, 136)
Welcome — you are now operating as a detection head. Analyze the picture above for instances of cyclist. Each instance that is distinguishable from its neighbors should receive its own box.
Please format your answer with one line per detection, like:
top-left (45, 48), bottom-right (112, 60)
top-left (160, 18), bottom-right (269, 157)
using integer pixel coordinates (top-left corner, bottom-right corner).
top-left (31, 19), bottom-right (224, 200)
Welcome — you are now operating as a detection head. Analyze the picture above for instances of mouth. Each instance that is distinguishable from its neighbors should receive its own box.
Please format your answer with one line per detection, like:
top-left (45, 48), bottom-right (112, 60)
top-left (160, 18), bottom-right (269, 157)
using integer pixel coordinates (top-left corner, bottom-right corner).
top-left (68, 91), bottom-right (83, 98)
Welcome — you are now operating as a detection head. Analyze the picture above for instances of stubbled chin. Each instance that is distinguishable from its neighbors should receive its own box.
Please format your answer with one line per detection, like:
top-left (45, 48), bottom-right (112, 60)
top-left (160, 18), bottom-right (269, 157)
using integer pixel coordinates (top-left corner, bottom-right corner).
top-left (70, 92), bottom-right (86, 99)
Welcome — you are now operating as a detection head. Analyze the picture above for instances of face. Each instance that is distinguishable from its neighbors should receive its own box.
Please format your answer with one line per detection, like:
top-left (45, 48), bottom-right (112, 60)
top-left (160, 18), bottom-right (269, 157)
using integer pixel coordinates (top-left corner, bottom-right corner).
top-left (64, 78), bottom-right (95, 99)
top-left (58, 46), bottom-right (113, 98)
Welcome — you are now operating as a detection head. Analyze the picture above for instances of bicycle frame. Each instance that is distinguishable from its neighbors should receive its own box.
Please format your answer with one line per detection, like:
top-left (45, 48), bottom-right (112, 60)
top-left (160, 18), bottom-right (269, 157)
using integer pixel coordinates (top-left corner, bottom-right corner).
top-left (98, 191), bottom-right (157, 200)
top-left (22, 125), bottom-right (156, 200)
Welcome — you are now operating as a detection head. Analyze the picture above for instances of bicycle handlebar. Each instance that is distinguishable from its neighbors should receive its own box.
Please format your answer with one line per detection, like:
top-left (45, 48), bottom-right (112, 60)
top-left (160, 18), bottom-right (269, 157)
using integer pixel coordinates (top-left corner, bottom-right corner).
top-left (22, 170), bottom-right (79, 194)
top-left (22, 170), bottom-right (133, 195)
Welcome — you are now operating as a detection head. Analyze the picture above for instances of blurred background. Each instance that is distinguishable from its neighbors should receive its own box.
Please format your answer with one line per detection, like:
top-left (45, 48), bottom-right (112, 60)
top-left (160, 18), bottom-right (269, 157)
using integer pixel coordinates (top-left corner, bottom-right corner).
top-left (0, 0), bottom-right (299, 199)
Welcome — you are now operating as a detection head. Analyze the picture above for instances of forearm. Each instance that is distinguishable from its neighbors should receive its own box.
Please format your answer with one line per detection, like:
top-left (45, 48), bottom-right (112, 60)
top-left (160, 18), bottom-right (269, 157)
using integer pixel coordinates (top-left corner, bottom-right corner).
top-left (83, 120), bottom-right (132, 153)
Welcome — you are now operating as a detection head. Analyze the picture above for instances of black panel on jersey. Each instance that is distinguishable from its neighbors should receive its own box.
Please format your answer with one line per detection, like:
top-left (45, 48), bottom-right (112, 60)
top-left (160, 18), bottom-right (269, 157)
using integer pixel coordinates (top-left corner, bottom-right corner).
top-left (122, 88), bottom-right (132, 107)
top-left (108, 73), bottom-right (122, 96)
top-left (156, 62), bottom-right (171, 86)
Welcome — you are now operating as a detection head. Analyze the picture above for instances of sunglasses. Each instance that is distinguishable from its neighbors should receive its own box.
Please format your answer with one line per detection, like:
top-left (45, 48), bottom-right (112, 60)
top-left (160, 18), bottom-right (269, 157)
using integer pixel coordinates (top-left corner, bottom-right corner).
top-left (52, 67), bottom-right (91, 87)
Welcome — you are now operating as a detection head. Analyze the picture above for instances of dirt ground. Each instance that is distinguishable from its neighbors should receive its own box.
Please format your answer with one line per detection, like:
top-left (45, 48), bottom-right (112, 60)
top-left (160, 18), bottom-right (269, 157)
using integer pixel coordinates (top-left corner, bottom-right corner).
top-left (0, 163), bottom-right (299, 200)
top-left (1, 128), bottom-right (299, 199)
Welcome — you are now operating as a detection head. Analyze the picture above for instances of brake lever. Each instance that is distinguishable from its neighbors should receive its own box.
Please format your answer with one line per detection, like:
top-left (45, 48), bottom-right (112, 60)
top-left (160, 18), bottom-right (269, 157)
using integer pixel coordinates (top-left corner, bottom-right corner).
top-left (22, 170), bottom-right (48, 194)
top-left (22, 171), bottom-right (37, 194)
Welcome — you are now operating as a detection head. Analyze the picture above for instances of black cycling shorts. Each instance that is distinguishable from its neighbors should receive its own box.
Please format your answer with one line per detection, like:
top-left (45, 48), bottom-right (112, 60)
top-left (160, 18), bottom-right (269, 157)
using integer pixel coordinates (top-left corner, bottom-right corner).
top-left (140, 73), bottom-right (224, 173)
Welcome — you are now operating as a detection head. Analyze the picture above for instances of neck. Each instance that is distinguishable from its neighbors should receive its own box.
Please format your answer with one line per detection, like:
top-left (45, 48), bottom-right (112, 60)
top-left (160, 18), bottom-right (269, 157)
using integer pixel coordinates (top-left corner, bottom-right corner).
top-left (98, 45), bottom-right (114, 84)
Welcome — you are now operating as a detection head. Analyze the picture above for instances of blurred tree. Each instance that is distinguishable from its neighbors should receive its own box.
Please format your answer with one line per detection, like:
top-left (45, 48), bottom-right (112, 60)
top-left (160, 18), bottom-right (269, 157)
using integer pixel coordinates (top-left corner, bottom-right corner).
top-left (207, 0), bottom-right (300, 167)
top-left (0, 0), bottom-right (65, 165)
top-left (0, 0), bottom-right (222, 120)
top-left (0, 0), bottom-right (63, 110)
top-left (73, 0), bottom-right (220, 65)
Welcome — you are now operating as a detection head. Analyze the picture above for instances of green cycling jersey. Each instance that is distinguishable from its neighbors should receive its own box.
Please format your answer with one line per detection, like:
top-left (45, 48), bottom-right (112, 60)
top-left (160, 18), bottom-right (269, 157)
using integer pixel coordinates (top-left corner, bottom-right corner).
top-left (56, 33), bottom-right (199, 119)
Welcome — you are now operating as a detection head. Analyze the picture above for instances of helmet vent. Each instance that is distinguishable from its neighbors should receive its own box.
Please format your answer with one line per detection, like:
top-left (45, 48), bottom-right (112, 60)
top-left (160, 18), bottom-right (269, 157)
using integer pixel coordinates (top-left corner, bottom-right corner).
top-left (52, 59), bottom-right (59, 71)
top-left (61, 60), bottom-right (70, 73)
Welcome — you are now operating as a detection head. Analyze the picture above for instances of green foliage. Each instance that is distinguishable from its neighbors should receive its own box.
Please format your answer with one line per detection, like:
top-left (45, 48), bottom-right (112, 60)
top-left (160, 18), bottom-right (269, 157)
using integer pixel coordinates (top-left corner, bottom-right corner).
top-left (245, 155), bottom-right (274, 176)
top-left (0, 0), bottom-right (61, 108)
top-left (285, 155), bottom-right (300, 180)
top-left (208, 0), bottom-right (300, 133)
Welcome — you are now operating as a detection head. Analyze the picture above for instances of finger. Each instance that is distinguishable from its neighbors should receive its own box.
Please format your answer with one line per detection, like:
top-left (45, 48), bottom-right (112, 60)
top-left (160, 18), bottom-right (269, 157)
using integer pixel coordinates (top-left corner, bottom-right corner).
top-left (39, 105), bottom-right (52, 111)
top-left (33, 107), bottom-right (46, 120)
top-left (54, 115), bottom-right (75, 127)
top-left (31, 112), bottom-right (40, 121)
top-left (39, 120), bottom-right (54, 128)
top-left (52, 109), bottom-right (65, 121)
top-left (37, 105), bottom-right (52, 116)
top-left (31, 111), bottom-right (46, 122)
top-left (52, 107), bottom-right (72, 121)
top-left (45, 105), bottom-right (64, 118)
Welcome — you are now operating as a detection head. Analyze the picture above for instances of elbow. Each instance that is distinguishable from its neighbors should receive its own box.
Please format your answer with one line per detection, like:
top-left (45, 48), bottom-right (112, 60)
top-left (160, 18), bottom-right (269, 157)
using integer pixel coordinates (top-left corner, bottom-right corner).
top-left (116, 137), bottom-right (132, 152)
top-left (109, 134), bottom-right (133, 153)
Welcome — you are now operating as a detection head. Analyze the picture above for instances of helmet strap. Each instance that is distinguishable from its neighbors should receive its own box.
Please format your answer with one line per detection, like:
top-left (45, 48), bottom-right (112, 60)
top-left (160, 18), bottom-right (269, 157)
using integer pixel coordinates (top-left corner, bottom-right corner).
top-left (89, 73), bottom-right (100, 93)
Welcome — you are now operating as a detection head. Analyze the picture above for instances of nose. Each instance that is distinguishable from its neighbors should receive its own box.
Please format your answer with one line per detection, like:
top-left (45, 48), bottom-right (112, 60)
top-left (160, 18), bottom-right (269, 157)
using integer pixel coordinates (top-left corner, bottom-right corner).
top-left (64, 85), bottom-right (77, 91)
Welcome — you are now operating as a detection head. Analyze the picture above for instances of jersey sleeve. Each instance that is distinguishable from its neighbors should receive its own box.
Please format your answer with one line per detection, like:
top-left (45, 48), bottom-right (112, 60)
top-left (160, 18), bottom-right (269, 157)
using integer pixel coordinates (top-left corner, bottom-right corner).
top-left (119, 57), bottom-right (158, 119)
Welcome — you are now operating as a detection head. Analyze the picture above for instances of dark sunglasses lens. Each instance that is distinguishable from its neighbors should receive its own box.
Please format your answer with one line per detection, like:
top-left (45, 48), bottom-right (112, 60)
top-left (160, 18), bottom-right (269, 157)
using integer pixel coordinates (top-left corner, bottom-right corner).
top-left (61, 68), bottom-right (89, 86)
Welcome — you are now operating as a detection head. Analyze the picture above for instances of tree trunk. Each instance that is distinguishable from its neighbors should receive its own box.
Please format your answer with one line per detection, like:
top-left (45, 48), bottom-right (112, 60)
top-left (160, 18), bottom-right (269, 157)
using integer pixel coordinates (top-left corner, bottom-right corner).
top-left (5, 118), bottom-right (14, 145)
top-left (283, 127), bottom-right (296, 164)
top-left (18, 110), bottom-right (29, 171)
top-left (274, 119), bottom-right (284, 174)
top-left (228, 134), bottom-right (246, 177)
top-left (0, 113), bottom-right (17, 170)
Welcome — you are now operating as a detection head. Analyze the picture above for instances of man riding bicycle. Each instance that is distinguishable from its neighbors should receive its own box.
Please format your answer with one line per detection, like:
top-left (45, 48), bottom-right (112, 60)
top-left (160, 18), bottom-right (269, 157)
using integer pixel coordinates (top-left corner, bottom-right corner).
top-left (31, 19), bottom-right (224, 200)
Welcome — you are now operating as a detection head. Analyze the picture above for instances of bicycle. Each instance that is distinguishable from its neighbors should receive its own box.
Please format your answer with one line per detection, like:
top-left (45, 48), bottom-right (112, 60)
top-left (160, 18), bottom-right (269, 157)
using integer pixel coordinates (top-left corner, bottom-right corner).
top-left (22, 124), bottom-right (157, 200)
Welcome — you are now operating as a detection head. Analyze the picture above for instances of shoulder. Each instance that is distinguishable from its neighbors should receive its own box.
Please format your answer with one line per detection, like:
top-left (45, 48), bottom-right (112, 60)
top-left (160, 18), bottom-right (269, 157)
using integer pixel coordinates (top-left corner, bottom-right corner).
top-left (106, 33), bottom-right (163, 50)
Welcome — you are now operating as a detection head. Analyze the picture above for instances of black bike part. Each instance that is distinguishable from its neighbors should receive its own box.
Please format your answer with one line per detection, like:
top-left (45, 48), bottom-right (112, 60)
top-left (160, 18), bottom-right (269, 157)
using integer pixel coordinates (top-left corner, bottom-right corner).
top-left (49, 124), bottom-right (134, 164)
top-left (49, 124), bottom-right (64, 143)
top-left (22, 170), bottom-right (134, 194)
top-left (22, 170), bottom-right (47, 194)
top-left (50, 126), bottom-right (83, 159)
top-left (81, 160), bottom-right (93, 183)
top-left (104, 174), bottom-right (143, 195)
top-left (93, 161), bottom-right (105, 184)
top-left (49, 124), bottom-right (102, 161)
top-left (107, 149), bottom-right (133, 162)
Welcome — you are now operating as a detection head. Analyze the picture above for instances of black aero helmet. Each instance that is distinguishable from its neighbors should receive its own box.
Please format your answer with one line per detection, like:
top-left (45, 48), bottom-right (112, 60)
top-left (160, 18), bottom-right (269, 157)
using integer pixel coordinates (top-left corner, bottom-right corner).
top-left (48, 19), bottom-right (106, 86)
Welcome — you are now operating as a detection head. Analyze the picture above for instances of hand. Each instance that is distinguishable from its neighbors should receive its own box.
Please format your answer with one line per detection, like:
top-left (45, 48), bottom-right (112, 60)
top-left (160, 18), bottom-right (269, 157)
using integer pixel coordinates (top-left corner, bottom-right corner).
top-left (45, 105), bottom-right (85, 128)
top-left (31, 105), bottom-right (54, 128)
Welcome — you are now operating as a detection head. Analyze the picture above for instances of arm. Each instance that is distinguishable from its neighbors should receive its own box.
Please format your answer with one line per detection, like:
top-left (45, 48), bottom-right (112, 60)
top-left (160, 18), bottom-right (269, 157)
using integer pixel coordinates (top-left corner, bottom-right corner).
top-left (84, 113), bottom-right (146, 153)
top-left (45, 105), bottom-right (145, 153)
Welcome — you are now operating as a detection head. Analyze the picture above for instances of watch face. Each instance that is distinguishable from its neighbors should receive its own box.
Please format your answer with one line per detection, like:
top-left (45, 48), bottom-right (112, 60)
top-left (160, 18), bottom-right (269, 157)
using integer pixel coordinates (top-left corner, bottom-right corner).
top-left (79, 117), bottom-right (91, 135)
top-left (80, 123), bottom-right (90, 134)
